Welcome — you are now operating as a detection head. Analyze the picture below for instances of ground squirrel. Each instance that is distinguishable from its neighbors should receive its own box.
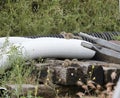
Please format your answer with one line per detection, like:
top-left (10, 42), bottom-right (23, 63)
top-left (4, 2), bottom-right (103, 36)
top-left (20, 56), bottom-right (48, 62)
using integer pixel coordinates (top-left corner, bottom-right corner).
top-left (60, 31), bottom-right (82, 39)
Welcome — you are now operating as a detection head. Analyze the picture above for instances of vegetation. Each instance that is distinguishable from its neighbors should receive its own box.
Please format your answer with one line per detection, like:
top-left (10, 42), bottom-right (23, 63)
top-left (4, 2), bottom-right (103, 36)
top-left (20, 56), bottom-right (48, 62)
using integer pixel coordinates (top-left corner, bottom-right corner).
top-left (0, 0), bottom-right (119, 37)
top-left (0, 0), bottom-right (119, 97)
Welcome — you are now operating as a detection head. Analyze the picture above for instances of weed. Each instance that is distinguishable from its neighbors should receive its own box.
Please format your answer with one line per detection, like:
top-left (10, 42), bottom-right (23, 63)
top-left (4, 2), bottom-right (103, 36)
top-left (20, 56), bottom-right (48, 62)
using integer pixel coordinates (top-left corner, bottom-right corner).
top-left (0, 0), bottom-right (119, 97)
top-left (0, 0), bottom-right (119, 37)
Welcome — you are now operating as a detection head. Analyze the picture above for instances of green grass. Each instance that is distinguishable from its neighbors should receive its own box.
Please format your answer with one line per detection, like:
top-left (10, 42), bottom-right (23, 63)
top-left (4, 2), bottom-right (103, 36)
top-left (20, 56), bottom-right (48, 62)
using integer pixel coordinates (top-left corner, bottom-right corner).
top-left (0, 0), bottom-right (119, 37)
top-left (0, 0), bottom-right (119, 97)
top-left (0, 43), bottom-right (38, 97)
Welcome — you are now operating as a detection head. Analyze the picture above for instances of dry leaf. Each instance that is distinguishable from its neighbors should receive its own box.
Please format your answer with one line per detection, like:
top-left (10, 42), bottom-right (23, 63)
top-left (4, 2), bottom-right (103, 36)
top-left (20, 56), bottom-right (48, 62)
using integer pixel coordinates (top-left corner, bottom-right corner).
top-left (111, 71), bottom-right (117, 81)
top-left (77, 81), bottom-right (83, 86)
top-left (87, 80), bottom-right (96, 89)
top-left (82, 85), bottom-right (88, 90)
top-left (76, 92), bottom-right (85, 98)
top-left (96, 84), bottom-right (102, 90)
top-left (106, 82), bottom-right (114, 93)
